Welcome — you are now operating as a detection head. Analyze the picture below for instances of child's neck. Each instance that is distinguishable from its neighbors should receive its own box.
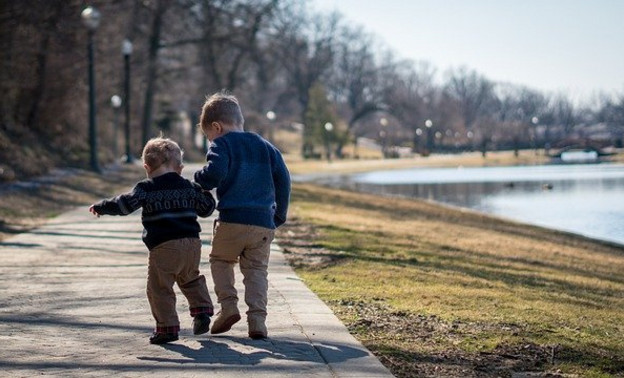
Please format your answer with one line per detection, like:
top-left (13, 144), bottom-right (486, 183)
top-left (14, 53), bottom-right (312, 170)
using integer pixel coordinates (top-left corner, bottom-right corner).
top-left (223, 123), bottom-right (244, 133)
top-left (147, 165), bottom-right (178, 179)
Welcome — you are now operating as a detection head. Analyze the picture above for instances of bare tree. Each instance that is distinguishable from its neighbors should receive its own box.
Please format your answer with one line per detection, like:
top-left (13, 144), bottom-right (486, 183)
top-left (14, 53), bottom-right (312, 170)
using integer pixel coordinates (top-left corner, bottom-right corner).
top-left (492, 84), bottom-right (548, 155)
top-left (182, 0), bottom-right (280, 93)
top-left (596, 92), bottom-right (624, 147)
top-left (444, 67), bottom-right (495, 155)
top-left (444, 67), bottom-right (494, 129)
top-left (273, 10), bottom-right (339, 155)
top-left (551, 95), bottom-right (578, 140)
top-left (136, 0), bottom-right (171, 146)
top-left (383, 60), bottom-right (438, 153)
top-left (329, 26), bottom-right (382, 126)
top-left (327, 25), bottom-right (398, 157)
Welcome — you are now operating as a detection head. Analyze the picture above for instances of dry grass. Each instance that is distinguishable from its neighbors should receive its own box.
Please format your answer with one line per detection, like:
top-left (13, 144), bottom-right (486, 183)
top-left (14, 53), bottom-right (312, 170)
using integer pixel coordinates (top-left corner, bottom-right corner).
top-left (284, 150), bottom-right (552, 175)
top-left (0, 164), bottom-right (144, 240)
top-left (277, 156), bottom-right (624, 377)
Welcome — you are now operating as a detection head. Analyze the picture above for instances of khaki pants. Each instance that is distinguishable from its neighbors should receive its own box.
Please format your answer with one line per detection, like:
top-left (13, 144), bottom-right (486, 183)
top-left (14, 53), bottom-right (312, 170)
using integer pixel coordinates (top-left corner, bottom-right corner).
top-left (210, 221), bottom-right (275, 323)
top-left (146, 238), bottom-right (213, 331)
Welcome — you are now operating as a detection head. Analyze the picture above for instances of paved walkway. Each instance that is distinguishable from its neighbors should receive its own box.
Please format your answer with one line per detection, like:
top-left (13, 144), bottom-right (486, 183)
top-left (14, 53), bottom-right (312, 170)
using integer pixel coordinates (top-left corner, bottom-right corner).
top-left (0, 206), bottom-right (393, 377)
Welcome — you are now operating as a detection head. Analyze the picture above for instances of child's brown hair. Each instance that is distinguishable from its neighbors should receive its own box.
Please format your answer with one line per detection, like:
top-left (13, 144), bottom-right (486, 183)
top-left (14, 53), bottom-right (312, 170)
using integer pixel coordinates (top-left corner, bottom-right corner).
top-left (141, 136), bottom-right (183, 171)
top-left (199, 92), bottom-right (244, 133)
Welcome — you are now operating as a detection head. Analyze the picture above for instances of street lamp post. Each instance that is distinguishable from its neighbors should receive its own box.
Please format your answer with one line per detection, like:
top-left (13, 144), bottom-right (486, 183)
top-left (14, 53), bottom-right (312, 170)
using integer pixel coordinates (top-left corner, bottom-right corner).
top-left (380, 117), bottom-right (388, 157)
top-left (467, 131), bottom-right (474, 151)
top-left (531, 116), bottom-right (539, 155)
top-left (122, 39), bottom-right (133, 163)
top-left (324, 122), bottom-right (333, 162)
top-left (266, 111), bottom-right (276, 143)
top-left (81, 6), bottom-right (101, 172)
top-left (425, 119), bottom-right (433, 154)
top-left (110, 95), bottom-right (122, 160)
top-left (414, 128), bottom-right (423, 154)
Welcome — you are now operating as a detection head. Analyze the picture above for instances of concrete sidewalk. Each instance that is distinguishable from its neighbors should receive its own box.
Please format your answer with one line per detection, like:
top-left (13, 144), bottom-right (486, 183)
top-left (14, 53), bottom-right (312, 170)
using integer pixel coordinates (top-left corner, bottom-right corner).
top-left (0, 206), bottom-right (393, 377)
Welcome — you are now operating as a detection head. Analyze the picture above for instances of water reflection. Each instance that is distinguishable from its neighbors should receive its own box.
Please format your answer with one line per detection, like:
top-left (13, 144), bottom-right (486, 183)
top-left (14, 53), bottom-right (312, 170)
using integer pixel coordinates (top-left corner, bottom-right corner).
top-left (311, 163), bottom-right (624, 246)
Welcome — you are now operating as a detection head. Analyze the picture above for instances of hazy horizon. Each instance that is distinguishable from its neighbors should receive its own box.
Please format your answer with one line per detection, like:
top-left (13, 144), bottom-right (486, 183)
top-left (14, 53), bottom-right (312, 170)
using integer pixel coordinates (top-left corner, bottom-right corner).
top-left (314, 0), bottom-right (624, 104)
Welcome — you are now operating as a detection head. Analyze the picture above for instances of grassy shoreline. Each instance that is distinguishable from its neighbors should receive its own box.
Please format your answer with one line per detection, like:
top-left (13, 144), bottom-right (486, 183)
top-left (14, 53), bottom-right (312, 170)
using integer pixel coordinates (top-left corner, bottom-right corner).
top-left (278, 151), bottom-right (624, 377)
top-left (277, 182), bottom-right (624, 377)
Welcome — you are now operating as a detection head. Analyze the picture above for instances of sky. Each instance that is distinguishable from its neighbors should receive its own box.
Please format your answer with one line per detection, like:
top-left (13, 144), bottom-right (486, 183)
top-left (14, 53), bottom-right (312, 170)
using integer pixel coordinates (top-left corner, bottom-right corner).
top-left (312, 0), bottom-right (624, 104)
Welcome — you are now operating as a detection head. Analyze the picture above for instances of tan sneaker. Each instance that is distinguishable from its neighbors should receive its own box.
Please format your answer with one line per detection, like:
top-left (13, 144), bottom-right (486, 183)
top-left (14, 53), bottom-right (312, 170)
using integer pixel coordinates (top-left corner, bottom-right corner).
top-left (210, 308), bottom-right (241, 334)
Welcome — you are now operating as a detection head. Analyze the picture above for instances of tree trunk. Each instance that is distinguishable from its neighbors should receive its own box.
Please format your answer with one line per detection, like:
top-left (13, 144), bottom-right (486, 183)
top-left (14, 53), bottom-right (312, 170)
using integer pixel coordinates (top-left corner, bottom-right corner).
top-left (141, 0), bottom-right (168, 146)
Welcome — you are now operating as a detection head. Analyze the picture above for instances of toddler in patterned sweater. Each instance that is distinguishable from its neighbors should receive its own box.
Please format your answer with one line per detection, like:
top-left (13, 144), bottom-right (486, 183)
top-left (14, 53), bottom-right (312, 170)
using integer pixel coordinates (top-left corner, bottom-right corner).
top-left (90, 137), bottom-right (215, 344)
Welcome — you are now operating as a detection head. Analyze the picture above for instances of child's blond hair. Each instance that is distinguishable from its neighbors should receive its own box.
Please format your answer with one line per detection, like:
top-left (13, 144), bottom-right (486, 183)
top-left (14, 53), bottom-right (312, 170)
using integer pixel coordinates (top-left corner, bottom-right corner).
top-left (141, 136), bottom-right (183, 171)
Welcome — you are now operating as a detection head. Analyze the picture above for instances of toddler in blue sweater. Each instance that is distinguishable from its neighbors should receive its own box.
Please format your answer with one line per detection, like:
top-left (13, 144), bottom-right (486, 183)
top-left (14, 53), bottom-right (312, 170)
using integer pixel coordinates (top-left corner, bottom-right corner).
top-left (194, 92), bottom-right (290, 339)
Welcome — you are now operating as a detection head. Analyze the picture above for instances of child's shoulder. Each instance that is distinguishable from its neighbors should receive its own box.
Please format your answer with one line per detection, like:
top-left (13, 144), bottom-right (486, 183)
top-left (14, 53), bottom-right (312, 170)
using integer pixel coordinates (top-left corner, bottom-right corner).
top-left (176, 176), bottom-right (206, 193)
top-left (137, 173), bottom-right (186, 189)
top-left (167, 174), bottom-right (196, 188)
top-left (134, 177), bottom-right (153, 188)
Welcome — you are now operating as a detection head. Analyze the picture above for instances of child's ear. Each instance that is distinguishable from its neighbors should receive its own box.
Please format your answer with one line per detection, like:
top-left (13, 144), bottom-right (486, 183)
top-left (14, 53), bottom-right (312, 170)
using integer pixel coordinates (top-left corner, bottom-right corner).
top-left (212, 121), bottom-right (222, 133)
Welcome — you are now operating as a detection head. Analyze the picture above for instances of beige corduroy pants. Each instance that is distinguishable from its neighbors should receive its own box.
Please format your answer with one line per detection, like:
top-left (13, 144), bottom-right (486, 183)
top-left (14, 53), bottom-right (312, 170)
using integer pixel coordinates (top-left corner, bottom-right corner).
top-left (209, 221), bottom-right (275, 325)
top-left (146, 238), bottom-right (213, 330)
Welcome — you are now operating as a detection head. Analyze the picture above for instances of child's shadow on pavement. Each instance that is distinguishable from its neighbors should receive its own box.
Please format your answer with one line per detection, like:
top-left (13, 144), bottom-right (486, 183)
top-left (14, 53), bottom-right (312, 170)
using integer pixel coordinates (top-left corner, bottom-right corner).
top-left (137, 336), bottom-right (368, 365)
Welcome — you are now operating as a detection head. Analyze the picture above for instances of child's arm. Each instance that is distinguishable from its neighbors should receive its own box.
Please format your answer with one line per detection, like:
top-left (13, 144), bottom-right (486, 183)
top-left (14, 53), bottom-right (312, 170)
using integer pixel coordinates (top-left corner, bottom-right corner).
top-left (89, 186), bottom-right (143, 217)
top-left (194, 141), bottom-right (229, 190)
top-left (192, 183), bottom-right (216, 218)
top-left (272, 151), bottom-right (291, 228)
top-left (89, 205), bottom-right (101, 217)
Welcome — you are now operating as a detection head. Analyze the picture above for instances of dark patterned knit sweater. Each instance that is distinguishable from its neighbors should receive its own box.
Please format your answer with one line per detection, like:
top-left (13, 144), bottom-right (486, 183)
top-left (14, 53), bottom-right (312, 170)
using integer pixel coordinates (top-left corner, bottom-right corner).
top-left (92, 172), bottom-right (215, 250)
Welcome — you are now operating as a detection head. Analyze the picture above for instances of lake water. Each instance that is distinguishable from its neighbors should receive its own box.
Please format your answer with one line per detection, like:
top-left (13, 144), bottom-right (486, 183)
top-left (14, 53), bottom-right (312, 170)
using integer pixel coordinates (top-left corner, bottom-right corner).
top-left (307, 163), bottom-right (624, 247)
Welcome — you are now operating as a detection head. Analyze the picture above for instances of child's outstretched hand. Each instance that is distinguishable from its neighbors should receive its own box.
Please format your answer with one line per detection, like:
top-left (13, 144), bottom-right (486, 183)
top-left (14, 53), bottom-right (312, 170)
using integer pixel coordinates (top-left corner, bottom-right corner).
top-left (89, 205), bottom-right (101, 218)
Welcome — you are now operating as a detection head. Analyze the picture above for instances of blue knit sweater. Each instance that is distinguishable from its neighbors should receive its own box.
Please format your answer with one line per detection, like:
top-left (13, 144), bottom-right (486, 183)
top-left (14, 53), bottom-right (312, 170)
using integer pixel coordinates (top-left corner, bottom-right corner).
top-left (194, 131), bottom-right (290, 229)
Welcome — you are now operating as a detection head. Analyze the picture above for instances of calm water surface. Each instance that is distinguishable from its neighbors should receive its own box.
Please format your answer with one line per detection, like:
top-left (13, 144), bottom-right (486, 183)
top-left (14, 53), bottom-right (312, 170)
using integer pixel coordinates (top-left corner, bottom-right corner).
top-left (311, 163), bottom-right (624, 247)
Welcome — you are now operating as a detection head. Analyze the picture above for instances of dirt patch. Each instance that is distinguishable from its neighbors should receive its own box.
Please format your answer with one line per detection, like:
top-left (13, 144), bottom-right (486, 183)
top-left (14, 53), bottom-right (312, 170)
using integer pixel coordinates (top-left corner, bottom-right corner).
top-left (333, 300), bottom-right (560, 378)
top-left (277, 218), bottom-right (347, 269)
